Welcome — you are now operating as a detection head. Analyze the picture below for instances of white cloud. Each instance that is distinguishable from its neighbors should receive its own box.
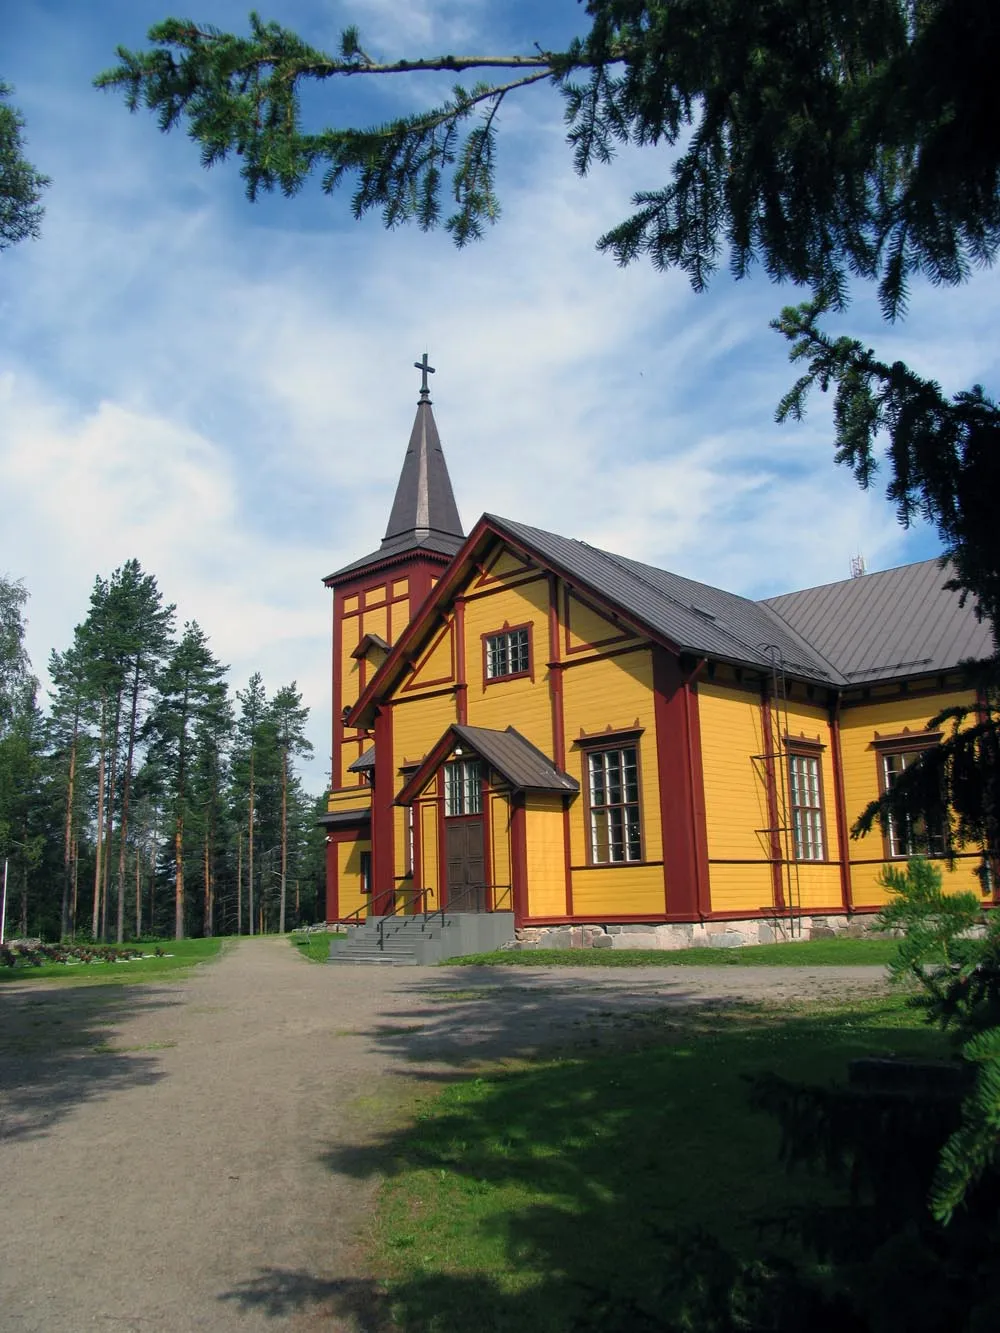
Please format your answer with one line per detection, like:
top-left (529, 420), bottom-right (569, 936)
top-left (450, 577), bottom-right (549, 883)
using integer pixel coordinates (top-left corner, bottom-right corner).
top-left (5, 0), bottom-right (995, 792)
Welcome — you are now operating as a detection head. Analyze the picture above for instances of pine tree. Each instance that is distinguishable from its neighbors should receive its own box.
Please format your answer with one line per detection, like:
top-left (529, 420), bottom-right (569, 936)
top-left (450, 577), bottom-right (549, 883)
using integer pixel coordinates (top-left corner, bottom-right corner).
top-left (268, 682), bottom-right (313, 934)
top-left (0, 577), bottom-right (43, 938)
top-left (0, 82), bottom-right (48, 250)
top-left (190, 678), bottom-right (232, 936)
top-left (147, 622), bottom-right (226, 940)
top-left (105, 562), bottom-right (174, 942)
top-left (47, 640), bottom-right (96, 938)
top-left (232, 672), bottom-right (270, 936)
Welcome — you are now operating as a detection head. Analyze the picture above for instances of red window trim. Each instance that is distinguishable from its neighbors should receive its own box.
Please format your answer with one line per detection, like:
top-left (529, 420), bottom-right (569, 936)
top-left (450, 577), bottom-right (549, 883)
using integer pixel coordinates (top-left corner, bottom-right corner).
top-left (481, 621), bottom-right (534, 687)
top-left (581, 738), bottom-right (646, 867)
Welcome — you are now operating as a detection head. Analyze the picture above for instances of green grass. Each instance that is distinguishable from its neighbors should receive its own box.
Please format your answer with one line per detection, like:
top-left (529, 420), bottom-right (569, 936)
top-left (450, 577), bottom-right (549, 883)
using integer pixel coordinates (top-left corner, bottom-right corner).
top-left (290, 929), bottom-right (345, 962)
top-left (0, 937), bottom-right (224, 986)
top-left (452, 935), bottom-right (897, 968)
top-left (370, 997), bottom-right (945, 1331)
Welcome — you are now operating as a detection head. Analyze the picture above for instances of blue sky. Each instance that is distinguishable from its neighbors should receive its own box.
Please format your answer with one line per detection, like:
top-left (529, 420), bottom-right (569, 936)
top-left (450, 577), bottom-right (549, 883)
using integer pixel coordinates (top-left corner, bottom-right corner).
top-left (4, 1), bottom-right (998, 792)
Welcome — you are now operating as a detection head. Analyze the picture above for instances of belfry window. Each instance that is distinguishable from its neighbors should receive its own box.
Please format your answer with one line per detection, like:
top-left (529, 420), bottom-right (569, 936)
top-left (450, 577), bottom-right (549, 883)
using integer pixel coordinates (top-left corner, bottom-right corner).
top-left (444, 758), bottom-right (482, 817)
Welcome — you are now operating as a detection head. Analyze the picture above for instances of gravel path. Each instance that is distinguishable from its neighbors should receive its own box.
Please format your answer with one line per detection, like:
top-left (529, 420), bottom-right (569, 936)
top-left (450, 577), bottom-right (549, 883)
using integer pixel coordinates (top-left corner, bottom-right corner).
top-left (0, 939), bottom-right (889, 1331)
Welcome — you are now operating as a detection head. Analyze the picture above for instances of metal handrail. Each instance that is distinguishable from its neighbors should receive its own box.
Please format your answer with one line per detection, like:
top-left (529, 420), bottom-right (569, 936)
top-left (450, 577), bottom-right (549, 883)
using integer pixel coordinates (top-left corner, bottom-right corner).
top-left (421, 883), bottom-right (512, 933)
top-left (334, 902), bottom-right (370, 929)
top-left (376, 886), bottom-right (434, 951)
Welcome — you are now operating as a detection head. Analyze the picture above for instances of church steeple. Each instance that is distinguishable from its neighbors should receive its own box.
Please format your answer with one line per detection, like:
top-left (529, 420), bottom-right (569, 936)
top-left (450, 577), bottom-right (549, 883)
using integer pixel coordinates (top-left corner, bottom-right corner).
top-left (382, 356), bottom-right (464, 549)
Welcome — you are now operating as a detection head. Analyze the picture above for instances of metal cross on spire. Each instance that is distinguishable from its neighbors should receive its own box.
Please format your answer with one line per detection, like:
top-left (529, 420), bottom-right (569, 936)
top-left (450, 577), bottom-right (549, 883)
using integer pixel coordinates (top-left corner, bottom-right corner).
top-left (414, 352), bottom-right (435, 400)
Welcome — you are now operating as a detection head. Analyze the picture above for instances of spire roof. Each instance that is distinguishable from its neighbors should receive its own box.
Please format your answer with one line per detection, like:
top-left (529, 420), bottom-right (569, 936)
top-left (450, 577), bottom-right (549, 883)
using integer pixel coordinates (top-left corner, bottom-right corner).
top-left (381, 389), bottom-right (464, 548)
top-left (323, 363), bottom-right (465, 585)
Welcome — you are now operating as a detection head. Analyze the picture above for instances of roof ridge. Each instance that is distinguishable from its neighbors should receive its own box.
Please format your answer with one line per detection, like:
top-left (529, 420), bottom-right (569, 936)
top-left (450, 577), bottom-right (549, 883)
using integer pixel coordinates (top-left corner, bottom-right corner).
top-left (762, 554), bottom-right (950, 603)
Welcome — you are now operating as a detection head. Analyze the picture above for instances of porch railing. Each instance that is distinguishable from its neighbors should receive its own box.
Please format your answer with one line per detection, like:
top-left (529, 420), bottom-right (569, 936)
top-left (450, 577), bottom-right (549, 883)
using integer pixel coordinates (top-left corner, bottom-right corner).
top-left (419, 882), bottom-right (512, 936)
top-left (375, 886), bottom-right (435, 952)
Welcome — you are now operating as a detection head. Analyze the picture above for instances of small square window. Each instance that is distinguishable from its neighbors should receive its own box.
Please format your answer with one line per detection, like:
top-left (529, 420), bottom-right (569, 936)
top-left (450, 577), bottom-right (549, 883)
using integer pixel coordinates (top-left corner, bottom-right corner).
top-left (485, 628), bottom-right (530, 679)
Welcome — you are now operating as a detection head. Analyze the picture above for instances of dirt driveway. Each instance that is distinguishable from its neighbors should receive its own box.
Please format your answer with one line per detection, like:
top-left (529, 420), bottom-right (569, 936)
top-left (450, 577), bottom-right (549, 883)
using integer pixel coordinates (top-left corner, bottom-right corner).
top-left (0, 939), bottom-right (888, 1331)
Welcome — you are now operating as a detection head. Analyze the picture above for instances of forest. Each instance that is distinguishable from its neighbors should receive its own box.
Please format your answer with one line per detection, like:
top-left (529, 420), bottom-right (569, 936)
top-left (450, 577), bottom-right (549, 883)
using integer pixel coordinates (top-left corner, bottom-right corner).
top-left (0, 562), bottom-right (326, 943)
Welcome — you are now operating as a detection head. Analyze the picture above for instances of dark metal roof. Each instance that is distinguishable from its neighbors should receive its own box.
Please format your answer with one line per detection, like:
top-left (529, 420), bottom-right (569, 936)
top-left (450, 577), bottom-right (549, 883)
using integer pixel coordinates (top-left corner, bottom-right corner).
top-left (347, 747), bottom-right (376, 773)
top-left (324, 528), bottom-right (463, 585)
top-left (317, 807), bottom-right (371, 829)
top-left (383, 398), bottom-right (464, 546)
top-left (324, 396), bottom-right (465, 584)
top-left (763, 560), bottom-right (995, 684)
top-left (454, 724), bottom-right (578, 794)
top-left (488, 516), bottom-right (843, 683)
top-left (350, 632), bottom-right (391, 659)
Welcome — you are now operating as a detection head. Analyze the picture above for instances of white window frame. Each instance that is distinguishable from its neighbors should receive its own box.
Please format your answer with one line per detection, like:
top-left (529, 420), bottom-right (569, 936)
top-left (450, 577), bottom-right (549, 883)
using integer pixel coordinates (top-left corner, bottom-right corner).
top-left (788, 752), bottom-right (824, 861)
top-left (485, 628), bottom-right (530, 680)
top-left (587, 745), bottom-right (643, 864)
top-left (444, 758), bottom-right (482, 817)
top-left (882, 750), bottom-right (945, 858)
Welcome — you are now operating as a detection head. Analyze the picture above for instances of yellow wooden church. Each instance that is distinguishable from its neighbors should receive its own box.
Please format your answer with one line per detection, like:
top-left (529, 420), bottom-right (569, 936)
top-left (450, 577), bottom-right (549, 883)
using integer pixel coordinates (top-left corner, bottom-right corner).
top-left (320, 366), bottom-right (993, 953)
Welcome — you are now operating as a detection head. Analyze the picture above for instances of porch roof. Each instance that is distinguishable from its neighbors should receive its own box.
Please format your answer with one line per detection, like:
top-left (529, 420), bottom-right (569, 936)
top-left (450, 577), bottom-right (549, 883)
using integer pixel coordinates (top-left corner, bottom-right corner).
top-left (395, 724), bottom-right (579, 806)
top-left (316, 807), bottom-right (371, 829)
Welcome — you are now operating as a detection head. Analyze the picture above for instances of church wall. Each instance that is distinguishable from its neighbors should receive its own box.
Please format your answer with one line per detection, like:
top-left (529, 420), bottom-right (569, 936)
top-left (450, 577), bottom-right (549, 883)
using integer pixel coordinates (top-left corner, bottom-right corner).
top-left (488, 791), bottom-right (513, 908)
top-left (777, 696), bottom-right (847, 913)
top-left (838, 684), bottom-right (983, 907)
top-left (524, 795), bottom-right (568, 918)
top-left (697, 677), bottom-right (773, 914)
top-left (417, 792), bottom-right (441, 905)
top-left (338, 838), bottom-right (371, 922)
top-left (335, 570), bottom-right (413, 790)
top-left (463, 576), bottom-right (553, 753)
top-left (392, 691), bottom-right (459, 769)
top-left (561, 648), bottom-right (664, 917)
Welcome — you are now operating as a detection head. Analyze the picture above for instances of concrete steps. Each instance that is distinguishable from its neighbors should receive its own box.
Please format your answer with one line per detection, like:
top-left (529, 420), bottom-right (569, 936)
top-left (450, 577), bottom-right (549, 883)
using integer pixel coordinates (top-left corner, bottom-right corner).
top-left (327, 910), bottom-right (515, 965)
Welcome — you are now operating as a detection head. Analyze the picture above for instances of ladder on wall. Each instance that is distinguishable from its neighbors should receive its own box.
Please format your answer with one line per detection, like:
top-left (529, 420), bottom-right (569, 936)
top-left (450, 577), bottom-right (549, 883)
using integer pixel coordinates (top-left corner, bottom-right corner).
top-left (752, 646), bottom-right (803, 937)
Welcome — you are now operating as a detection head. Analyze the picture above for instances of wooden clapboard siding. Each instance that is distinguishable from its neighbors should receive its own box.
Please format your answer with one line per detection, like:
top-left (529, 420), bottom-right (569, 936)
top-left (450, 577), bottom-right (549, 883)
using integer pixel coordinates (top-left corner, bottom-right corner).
top-left (524, 795), bottom-right (567, 918)
top-left (839, 686), bottom-right (981, 906)
top-left (338, 838), bottom-right (371, 921)
top-left (697, 680), bottom-right (772, 913)
top-left (393, 691), bottom-right (459, 770)
top-left (562, 648), bottom-right (660, 871)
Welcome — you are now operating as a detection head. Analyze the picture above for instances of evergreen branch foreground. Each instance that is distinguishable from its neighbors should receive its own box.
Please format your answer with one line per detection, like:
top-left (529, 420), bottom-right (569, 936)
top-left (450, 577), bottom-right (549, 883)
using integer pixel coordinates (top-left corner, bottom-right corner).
top-left (0, 81), bottom-right (48, 251)
top-left (96, 4), bottom-right (1000, 867)
top-left (97, 3), bottom-right (1000, 316)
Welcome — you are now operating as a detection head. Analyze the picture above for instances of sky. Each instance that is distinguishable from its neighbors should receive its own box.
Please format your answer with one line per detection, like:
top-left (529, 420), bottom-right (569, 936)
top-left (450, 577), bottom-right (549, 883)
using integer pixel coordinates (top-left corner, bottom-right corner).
top-left (3, 1), bottom-right (998, 794)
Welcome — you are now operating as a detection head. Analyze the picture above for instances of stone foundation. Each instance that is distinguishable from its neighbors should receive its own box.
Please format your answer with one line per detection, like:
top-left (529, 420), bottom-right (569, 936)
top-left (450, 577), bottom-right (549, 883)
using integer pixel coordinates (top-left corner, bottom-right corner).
top-left (510, 914), bottom-right (878, 952)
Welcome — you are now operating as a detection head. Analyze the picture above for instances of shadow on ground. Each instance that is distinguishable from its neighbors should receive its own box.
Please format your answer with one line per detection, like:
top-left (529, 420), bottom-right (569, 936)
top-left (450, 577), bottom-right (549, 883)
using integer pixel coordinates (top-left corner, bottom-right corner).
top-left (0, 983), bottom-right (179, 1141)
top-left (220, 967), bottom-right (909, 1331)
top-left (363, 965), bottom-right (750, 1073)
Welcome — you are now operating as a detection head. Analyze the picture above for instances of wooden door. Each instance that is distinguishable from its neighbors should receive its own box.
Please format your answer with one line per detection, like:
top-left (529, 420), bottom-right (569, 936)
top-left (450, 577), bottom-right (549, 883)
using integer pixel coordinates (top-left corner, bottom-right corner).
top-left (445, 818), bottom-right (487, 912)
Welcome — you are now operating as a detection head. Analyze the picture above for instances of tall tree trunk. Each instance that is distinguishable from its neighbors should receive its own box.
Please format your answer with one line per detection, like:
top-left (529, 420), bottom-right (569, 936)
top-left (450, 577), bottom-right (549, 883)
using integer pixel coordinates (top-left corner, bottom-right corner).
top-left (19, 861), bottom-right (28, 939)
top-left (236, 829), bottom-right (242, 936)
top-left (203, 826), bottom-right (212, 937)
top-left (149, 834), bottom-right (156, 938)
top-left (279, 747), bottom-right (288, 934)
top-left (116, 658), bottom-right (142, 942)
top-left (135, 836), bottom-right (142, 939)
top-left (72, 838), bottom-right (79, 940)
top-left (92, 706), bottom-right (106, 940)
top-left (248, 749), bottom-right (255, 937)
top-left (174, 815), bottom-right (185, 940)
top-left (60, 704), bottom-right (79, 939)
top-left (102, 687), bottom-right (124, 940)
